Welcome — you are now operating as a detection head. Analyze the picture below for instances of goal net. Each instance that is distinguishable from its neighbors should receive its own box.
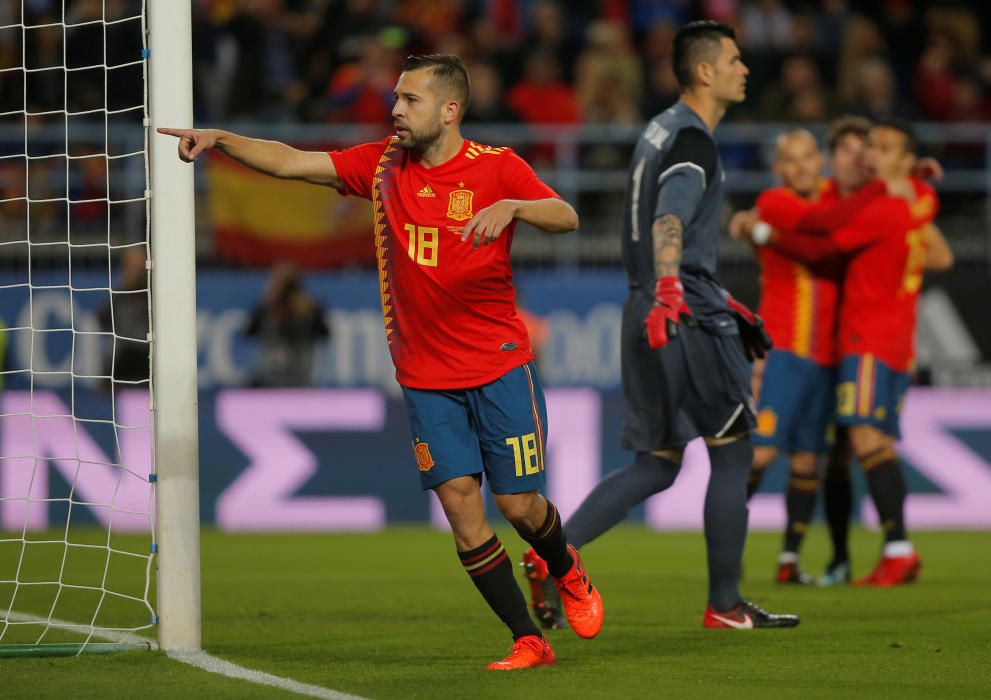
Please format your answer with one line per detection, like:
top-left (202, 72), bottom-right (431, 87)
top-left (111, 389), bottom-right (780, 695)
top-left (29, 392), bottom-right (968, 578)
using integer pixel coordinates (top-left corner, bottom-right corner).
top-left (0, 1), bottom-right (200, 656)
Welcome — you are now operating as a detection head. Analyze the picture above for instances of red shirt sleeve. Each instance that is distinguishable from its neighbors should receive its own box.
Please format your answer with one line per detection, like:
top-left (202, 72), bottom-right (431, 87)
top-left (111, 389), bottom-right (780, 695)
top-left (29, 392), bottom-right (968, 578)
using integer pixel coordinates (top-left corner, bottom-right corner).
top-left (795, 180), bottom-right (887, 234)
top-left (831, 198), bottom-right (912, 252)
top-left (327, 140), bottom-right (387, 200)
top-left (772, 229), bottom-right (844, 264)
top-left (755, 188), bottom-right (808, 231)
top-left (499, 150), bottom-right (560, 200)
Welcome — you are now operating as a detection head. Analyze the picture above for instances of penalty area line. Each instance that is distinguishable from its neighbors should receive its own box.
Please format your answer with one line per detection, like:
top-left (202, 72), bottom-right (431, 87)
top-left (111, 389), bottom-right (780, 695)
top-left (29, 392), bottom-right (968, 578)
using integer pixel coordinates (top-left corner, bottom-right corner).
top-left (2, 611), bottom-right (368, 700)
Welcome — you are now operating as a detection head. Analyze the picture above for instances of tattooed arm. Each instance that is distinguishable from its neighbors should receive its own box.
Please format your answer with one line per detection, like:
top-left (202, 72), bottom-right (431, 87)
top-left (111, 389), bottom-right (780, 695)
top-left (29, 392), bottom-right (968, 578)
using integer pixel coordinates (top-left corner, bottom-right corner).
top-left (644, 214), bottom-right (690, 349)
top-left (652, 213), bottom-right (684, 279)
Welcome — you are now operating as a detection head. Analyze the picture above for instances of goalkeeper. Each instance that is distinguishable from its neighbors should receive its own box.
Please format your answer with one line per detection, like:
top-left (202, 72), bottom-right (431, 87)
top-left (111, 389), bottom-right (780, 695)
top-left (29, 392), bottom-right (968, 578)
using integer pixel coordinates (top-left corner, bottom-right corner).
top-left (523, 21), bottom-right (797, 631)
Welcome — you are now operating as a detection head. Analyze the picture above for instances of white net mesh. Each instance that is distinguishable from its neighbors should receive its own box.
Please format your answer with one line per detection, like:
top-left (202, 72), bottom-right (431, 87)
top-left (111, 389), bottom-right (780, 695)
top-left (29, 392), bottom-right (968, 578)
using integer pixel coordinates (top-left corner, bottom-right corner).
top-left (0, 0), bottom-right (155, 651)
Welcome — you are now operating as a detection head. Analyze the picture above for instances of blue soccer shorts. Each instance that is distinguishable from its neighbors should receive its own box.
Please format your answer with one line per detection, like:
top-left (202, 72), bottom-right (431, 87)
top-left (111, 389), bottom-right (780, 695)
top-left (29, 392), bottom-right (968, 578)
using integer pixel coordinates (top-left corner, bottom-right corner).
top-left (835, 353), bottom-right (910, 439)
top-left (400, 361), bottom-right (548, 494)
top-left (752, 349), bottom-right (835, 453)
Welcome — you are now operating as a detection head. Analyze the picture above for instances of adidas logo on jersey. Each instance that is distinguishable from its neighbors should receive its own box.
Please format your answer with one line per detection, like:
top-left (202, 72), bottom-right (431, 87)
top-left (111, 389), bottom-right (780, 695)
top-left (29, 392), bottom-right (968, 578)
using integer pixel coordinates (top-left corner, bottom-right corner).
top-left (417, 185), bottom-right (436, 198)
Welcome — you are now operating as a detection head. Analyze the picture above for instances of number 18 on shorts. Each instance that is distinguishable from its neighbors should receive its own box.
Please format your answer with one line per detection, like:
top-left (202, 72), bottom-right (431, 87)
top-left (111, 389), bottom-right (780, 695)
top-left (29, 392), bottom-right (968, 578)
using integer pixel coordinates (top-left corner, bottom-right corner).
top-left (401, 361), bottom-right (548, 494)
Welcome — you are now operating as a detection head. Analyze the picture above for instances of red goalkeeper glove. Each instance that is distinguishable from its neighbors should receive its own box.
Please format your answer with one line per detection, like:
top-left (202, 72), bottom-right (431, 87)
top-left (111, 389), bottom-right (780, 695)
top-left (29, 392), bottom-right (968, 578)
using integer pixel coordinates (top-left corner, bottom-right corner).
top-left (724, 292), bottom-right (773, 361)
top-left (644, 277), bottom-right (693, 349)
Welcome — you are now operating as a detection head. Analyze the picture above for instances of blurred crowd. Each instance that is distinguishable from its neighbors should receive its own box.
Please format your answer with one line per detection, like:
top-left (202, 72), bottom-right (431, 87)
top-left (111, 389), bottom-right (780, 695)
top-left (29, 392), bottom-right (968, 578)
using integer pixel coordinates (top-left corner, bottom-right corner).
top-left (186, 0), bottom-right (991, 126)
top-left (1, 0), bottom-right (990, 265)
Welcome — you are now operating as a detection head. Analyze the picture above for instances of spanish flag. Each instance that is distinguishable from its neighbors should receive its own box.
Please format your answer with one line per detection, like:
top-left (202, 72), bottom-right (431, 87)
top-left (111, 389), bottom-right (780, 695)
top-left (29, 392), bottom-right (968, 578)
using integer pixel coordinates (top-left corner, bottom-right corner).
top-left (208, 153), bottom-right (374, 268)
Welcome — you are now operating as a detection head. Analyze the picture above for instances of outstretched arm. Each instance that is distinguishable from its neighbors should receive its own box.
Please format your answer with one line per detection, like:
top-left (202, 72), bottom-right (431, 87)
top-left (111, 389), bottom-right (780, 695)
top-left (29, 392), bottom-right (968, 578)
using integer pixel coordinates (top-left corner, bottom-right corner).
top-left (769, 228), bottom-right (844, 265)
top-left (923, 225), bottom-right (954, 271)
top-left (157, 128), bottom-right (341, 188)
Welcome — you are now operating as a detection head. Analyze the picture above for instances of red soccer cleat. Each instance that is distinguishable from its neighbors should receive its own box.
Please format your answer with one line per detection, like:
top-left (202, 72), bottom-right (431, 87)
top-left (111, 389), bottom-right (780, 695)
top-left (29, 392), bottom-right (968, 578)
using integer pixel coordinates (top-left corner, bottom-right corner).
top-left (853, 552), bottom-right (921, 587)
top-left (520, 548), bottom-right (566, 630)
top-left (486, 634), bottom-right (557, 670)
top-left (776, 562), bottom-right (814, 585)
top-left (555, 545), bottom-right (604, 639)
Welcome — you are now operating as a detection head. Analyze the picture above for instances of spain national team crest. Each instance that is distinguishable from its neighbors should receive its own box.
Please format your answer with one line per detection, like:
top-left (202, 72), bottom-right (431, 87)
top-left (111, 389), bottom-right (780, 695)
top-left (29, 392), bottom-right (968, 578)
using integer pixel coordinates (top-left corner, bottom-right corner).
top-left (414, 441), bottom-right (435, 472)
top-left (447, 187), bottom-right (474, 221)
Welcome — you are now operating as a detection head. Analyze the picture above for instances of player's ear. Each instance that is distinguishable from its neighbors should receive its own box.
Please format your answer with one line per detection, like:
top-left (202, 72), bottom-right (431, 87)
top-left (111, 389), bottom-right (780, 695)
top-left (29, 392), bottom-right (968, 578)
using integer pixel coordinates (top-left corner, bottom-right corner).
top-left (696, 61), bottom-right (714, 87)
top-left (443, 99), bottom-right (460, 126)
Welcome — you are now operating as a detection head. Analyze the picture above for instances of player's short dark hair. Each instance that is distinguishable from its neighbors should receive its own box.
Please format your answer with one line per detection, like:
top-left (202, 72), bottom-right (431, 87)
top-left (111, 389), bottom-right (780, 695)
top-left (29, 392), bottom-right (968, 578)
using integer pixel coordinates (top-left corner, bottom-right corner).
top-left (826, 115), bottom-right (872, 152)
top-left (873, 117), bottom-right (920, 155)
top-left (402, 54), bottom-right (471, 117)
top-left (672, 21), bottom-right (736, 90)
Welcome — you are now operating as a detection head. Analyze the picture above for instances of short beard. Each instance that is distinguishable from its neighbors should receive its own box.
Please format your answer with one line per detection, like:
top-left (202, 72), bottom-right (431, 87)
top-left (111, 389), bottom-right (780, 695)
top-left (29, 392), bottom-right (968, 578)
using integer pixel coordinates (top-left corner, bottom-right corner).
top-left (399, 122), bottom-right (444, 157)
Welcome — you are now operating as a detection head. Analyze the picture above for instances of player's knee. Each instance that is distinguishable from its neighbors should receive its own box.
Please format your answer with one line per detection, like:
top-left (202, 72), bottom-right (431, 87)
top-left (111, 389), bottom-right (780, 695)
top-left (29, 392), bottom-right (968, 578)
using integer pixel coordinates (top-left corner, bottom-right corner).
top-left (494, 491), bottom-right (540, 528)
top-left (647, 448), bottom-right (684, 465)
top-left (634, 451), bottom-right (683, 488)
top-left (789, 452), bottom-right (818, 478)
top-left (848, 425), bottom-right (889, 458)
top-left (705, 432), bottom-right (748, 447)
top-left (434, 476), bottom-right (484, 518)
top-left (753, 446), bottom-right (777, 471)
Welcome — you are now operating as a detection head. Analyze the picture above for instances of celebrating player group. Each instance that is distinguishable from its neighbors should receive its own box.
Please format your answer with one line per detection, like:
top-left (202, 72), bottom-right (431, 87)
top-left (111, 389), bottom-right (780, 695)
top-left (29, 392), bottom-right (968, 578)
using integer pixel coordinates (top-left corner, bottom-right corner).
top-left (159, 18), bottom-right (949, 670)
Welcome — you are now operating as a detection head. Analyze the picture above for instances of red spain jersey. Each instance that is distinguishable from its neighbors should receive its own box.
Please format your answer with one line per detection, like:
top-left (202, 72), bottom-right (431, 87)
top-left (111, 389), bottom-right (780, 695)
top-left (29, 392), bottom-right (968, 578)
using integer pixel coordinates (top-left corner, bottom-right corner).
top-left (833, 178), bottom-right (938, 371)
top-left (754, 181), bottom-right (841, 366)
top-left (329, 137), bottom-right (559, 389)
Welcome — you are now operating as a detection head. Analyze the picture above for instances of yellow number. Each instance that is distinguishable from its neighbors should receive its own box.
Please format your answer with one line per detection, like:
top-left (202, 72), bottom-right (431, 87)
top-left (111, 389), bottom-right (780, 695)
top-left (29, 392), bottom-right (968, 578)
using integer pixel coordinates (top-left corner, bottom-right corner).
top-left (418, 227), bottom-right (438, 266)
top-left (405, 223), bottom-right (439, 267)
top-left (405, 223), bottom-right (416, 260)
top-left (506, 432), bottom-right (542, 477)
top-left (506, 436), bottom-right (524, 477)
top-left (522, 433), bottom-right (540, 475)
top-left (900, 225), bottom-right (926, 296)
top-left (837, 382), bottom-right (855, 417)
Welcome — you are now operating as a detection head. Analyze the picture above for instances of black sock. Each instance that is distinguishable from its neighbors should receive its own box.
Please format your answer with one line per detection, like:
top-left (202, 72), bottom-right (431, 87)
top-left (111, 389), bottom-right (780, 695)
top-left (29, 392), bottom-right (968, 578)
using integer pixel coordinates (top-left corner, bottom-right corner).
top-left (860, 447), bottom-right (908, 543)
top-left (704, 438), bottom-right (751, 611)
top-left (783, 469), bottom-right (819, 555)
top-left (823, 453), bottom-right (852, 565)
top-left (746, 465), bottom-right (767, 500)
top-left (516, 500), bottom-right (574, 579)
top-left (459, 535), bottom-right (540, 640)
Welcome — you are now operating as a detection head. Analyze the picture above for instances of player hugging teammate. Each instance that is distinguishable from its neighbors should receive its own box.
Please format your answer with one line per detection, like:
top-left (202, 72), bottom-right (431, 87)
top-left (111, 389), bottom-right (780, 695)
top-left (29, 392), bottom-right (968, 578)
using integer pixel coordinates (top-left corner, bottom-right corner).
top-left (735, 117), bottom-right (954, 586)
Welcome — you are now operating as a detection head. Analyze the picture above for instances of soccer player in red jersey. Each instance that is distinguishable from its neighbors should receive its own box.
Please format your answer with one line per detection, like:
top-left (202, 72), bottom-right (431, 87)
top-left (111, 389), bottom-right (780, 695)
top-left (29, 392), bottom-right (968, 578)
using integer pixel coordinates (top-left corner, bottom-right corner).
top-left (738, 130), bottom-right (848, 585)
top-left (160, 54), bottom-right (604, 669)
top-left (736, 118), bottom-right (954, 586)
top-left (754, 120), bottom-right (941, 586)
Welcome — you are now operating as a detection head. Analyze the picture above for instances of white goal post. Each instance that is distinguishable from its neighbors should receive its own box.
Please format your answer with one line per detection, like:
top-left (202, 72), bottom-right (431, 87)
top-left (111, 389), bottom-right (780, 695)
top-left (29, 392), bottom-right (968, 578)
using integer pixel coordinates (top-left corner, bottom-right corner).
top-left (0, 1), bottom-right (200, 656)
top-left (149, 0), bottom-right (201, 653)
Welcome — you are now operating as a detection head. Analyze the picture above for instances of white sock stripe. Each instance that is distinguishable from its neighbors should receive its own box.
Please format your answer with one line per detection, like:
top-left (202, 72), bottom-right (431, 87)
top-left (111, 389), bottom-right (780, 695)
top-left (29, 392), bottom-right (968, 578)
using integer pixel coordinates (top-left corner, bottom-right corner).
top-left (883, 540), bottom-right (915, 558)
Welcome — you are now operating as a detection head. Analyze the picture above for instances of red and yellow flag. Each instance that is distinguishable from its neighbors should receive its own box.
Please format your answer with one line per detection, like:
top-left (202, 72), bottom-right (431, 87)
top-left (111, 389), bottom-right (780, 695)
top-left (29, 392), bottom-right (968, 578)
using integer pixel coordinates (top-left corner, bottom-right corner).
top-left (208, 153), bottom-right (374, 268)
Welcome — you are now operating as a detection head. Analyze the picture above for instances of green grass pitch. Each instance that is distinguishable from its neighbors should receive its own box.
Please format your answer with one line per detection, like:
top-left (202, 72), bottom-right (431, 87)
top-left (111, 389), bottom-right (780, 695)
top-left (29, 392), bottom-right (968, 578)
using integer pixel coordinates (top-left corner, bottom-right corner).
top-left (2, 527), bottom-right (990, 699)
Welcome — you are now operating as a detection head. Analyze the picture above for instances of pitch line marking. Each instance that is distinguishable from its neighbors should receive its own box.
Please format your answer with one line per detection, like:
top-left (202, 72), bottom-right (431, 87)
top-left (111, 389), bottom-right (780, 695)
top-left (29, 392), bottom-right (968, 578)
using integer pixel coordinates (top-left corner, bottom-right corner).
top-left (2, 611), bottom-right (369, 700)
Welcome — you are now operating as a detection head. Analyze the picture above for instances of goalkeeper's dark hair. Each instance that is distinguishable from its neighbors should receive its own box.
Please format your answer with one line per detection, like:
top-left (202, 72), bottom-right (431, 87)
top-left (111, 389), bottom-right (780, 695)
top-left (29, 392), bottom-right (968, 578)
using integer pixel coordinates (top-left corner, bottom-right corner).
top-left (826, 114), bottom-right (871, 153)
top-left (402, 54), bottom-right (471, 118)
top-left (873, 117), bottom-right (920, 156)
top-left (672, 21), bottom-right (736, 90)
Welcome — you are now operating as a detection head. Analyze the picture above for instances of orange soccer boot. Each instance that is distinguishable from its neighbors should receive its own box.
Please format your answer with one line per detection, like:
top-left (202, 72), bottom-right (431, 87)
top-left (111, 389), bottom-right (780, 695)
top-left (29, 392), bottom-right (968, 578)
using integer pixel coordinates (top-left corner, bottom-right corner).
top-left (486, 634), bottom-right (557, 670)
top-left (554, 545), bottom-right (604, 639)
